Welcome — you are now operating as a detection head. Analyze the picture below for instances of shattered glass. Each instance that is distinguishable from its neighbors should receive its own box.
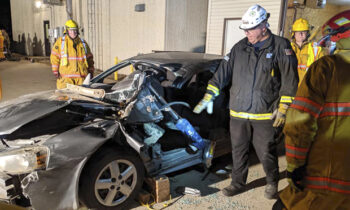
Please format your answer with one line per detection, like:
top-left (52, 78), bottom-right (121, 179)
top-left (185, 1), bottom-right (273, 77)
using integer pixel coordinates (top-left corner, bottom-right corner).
top-left (104, 71), bottom-right (145, 104)
top-left (143, 123), bottom-right (165, 145)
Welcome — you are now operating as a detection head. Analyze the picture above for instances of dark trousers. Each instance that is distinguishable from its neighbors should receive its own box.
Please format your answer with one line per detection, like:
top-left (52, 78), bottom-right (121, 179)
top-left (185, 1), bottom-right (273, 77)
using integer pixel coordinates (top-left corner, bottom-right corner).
top-left (272, 198), bottom-right (286, 210)
top-left (230, 118), bottom-right (279, 187)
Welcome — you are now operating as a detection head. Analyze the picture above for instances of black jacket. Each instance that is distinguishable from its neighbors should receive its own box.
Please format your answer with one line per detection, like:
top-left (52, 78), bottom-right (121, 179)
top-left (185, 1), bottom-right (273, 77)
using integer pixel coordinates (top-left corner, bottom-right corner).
top-left (209, 32), bottom-right (298, 115)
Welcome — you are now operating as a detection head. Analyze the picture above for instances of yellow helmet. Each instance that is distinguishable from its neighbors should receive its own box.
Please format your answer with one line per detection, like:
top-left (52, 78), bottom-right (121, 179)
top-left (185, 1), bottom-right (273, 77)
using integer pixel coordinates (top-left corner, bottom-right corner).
top-left (292, 18), bottom-right (309, 32)
top-left (65, 20), bottom-right (78, 30)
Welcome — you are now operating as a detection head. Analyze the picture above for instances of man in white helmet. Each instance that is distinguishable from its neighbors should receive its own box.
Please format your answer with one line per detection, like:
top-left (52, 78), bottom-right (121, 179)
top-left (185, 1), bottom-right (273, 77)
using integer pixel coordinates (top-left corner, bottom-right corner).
top-left (194, 4), bottom-right (298, 199)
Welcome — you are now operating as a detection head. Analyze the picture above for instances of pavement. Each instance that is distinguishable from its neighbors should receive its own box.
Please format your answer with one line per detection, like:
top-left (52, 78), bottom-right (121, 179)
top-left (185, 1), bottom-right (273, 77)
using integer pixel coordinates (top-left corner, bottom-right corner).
top-left (128, 153), bottom-right (289, 210)
top-left (0, 59), bottom-right (289, 210)
top-left (0, 59), bottom-right (56, 101)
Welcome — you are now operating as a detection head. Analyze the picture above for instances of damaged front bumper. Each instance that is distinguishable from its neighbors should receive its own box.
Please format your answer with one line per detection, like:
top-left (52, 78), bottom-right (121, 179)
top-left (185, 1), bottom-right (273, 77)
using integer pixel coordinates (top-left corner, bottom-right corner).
top-left (0, 119), bottom-right (120, 209)
top-left (0, 146), bottom-right (49, 206)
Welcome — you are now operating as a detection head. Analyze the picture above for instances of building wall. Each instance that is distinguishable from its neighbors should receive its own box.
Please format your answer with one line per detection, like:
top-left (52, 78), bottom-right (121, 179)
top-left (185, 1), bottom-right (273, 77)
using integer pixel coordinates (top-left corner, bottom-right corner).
top-left (76, 0), bottom-right (208, 71)
top-left (11, 0), bottom-right (66, 56)
top-left (206, 0), bottom-right (283, 55)
top-left (165, 0), bottom-right (208, 53)
top-left (11, 0), bottom-right (207, 73)
top-left (108, 0), bottom-right (166, 72)
top-left (72, 0), bottom-right (166, 72)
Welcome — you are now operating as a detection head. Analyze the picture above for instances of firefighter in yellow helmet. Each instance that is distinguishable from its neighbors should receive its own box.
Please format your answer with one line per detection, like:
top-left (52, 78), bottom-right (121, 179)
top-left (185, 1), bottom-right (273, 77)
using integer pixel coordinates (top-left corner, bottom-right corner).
top-left (291, 18), bottom-right (324, 86)
top-left (50, 20), bottom-right (94, 89)
top-left (272, 24), bottom-right (350, 210)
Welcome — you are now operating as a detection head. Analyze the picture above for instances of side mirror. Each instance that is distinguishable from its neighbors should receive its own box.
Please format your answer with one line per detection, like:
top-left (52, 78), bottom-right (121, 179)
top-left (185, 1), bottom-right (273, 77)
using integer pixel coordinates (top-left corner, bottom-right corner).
top-left (83, 73), bottom-right (91, 86)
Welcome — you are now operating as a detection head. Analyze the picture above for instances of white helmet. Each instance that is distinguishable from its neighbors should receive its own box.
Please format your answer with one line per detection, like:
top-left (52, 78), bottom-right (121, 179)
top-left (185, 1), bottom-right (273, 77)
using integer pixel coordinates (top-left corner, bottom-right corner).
top-left (240, 4), bottom-right (269, 30)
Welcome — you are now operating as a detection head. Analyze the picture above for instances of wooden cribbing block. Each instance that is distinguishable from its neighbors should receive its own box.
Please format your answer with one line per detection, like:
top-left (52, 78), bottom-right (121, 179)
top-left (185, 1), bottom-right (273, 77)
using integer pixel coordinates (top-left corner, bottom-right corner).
top-left (137, 189), bottom-right (151, 204)
top-left (145, 175), bottom-right (170, 203)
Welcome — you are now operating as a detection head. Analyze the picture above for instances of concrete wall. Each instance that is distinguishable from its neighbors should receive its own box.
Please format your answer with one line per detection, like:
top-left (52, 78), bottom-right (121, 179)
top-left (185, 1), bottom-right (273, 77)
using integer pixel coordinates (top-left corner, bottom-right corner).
top-left (206, 0), bottom-right (283, 55)
top-left (284, 0), bottom-right (350, 41)
top-left (165, 0), bottom-right (208, 53)
top-left (11, 0), bottom-right (66, 56)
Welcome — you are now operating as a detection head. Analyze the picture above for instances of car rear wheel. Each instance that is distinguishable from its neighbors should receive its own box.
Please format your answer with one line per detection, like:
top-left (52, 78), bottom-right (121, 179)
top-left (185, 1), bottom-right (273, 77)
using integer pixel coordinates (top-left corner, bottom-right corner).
top-left (79, 148), bottom-right (144, 210)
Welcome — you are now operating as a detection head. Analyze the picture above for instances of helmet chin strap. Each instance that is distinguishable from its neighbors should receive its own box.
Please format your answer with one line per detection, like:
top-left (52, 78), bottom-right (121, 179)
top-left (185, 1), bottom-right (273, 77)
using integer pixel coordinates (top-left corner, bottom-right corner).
top-left (261, 25), bottom-right (270, 39)
top-left (68, 35), bottom-right (77, 40)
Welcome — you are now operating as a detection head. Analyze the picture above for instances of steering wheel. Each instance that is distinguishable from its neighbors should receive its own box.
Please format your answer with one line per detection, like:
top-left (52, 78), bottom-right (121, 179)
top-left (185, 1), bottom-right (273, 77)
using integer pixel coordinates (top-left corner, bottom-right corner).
top-left (133, 61), bottom-right (167, 76)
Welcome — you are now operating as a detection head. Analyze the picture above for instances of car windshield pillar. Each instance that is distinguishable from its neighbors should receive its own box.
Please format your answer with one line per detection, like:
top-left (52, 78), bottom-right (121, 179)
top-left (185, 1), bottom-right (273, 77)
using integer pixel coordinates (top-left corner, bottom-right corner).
top-left (90, 60), bottom-right (131, 84)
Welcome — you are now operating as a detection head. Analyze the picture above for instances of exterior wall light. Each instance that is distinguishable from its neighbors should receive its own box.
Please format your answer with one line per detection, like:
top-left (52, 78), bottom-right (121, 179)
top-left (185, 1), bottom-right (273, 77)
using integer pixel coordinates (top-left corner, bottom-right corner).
top-left (35, 1), bottom-right (42, 8)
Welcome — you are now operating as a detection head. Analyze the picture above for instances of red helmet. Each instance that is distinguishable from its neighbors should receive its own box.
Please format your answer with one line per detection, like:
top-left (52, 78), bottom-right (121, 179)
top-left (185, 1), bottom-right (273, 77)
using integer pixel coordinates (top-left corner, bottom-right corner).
top-left (321, 10), bottom-right (350, 42)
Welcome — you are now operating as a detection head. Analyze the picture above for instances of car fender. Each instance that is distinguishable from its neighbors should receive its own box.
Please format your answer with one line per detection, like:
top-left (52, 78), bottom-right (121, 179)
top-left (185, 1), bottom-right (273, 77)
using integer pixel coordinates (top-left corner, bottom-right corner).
top-left (22, 120), bottom-right (119, 210)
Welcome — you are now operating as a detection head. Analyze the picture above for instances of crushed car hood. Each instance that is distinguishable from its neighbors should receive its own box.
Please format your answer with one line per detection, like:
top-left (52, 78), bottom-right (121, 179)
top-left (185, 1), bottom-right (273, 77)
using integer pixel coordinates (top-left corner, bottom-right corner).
top-left (0, 90), bottom-right (69, 136)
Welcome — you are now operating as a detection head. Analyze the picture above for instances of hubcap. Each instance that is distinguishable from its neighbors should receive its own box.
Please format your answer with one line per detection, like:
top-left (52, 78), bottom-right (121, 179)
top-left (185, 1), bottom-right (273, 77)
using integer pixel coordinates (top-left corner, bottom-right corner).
top-left (94, 159), bottom-right (137, 206)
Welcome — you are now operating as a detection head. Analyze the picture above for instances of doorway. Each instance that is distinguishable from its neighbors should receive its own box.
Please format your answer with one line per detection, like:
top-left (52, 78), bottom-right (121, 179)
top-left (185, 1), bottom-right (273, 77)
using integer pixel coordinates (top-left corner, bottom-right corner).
top-left (43, 21), bottom-right (50, 56)
top-left (222, 18), bottom-right (245, 55)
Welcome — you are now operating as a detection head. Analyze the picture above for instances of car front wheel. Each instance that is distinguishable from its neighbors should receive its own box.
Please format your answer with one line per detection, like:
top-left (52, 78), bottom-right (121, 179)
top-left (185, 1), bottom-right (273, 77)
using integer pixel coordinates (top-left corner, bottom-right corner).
top-left (79, 148), bottom-right (144, 210)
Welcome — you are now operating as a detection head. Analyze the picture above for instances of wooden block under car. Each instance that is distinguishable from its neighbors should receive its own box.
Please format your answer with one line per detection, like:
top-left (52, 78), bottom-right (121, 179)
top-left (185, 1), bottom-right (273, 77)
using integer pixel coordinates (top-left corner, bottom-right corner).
top-left (145, 175), bottom-right (170, 203)
top-left (137, 189), bottom-right (151, 204)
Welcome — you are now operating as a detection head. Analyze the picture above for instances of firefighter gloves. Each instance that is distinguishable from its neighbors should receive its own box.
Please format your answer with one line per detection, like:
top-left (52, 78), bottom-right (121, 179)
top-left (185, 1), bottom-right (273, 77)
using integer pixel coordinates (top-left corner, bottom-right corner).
top-left (271, 103), bottom-right (289, 127)
top-left (286, 165), bottom-right (306, 192)
top-left (193, 93), bottom-right (214, 114)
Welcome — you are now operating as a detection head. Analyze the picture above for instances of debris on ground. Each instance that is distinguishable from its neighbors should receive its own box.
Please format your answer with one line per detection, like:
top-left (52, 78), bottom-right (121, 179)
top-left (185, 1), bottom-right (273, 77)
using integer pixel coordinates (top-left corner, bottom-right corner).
top-left (175, 186), bottom-right (201, 196)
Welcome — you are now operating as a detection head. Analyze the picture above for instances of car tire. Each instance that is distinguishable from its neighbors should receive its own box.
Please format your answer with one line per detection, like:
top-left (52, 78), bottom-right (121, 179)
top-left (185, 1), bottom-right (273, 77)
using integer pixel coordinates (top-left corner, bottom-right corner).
top-left (79, 147), bottom-right (144, 210)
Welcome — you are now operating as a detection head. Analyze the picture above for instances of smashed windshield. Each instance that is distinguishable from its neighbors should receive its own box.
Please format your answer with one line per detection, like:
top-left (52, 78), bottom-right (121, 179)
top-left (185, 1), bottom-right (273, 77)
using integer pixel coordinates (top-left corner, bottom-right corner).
top-left (104, 71), bottom-right (145, 104)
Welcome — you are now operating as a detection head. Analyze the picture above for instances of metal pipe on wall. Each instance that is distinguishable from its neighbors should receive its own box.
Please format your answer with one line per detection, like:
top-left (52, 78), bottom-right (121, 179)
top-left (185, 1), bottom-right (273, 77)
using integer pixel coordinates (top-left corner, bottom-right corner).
top-left (279, 0), bottom-right (289, 36)
top-left (66, 0), bottom-right (72, 20)
top-left (98, 0), bottom-right (103, 70)
top-left (96, 0), bottom-right (100, 69)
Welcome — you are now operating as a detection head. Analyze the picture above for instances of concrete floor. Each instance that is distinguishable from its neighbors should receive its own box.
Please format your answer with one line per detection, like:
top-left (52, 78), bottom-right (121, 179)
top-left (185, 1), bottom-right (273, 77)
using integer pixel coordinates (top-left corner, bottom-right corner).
top-left (0, 60), bottom-right (56, 101)
top-left (0, 60), bottom-right (289, 210)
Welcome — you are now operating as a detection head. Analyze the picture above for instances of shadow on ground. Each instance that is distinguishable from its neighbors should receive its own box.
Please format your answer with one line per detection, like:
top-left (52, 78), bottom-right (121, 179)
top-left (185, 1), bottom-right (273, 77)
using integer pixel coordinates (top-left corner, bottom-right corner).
top-left (128, 138), bottom-right (287, 209)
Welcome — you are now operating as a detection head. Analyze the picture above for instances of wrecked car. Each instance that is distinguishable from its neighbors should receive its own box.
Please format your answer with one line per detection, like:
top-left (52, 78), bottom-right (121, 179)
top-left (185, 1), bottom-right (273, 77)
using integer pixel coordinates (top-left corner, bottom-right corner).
top-left (0, 52), bottom-right (231, 210)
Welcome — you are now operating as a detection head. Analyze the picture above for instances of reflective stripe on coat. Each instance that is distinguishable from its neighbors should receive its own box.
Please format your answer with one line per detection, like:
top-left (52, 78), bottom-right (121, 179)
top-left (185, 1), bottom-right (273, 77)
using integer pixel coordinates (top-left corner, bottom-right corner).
top-left (50, 35), bottom-right (94, 89)
top-left (291, 41), bottom-right (325, 86)
top-left (0, 31), bottom-right (5, 59)
top-left (208, 33), bottom-right (298, 120)
top-left (280, 53), bottom-right (350, 209)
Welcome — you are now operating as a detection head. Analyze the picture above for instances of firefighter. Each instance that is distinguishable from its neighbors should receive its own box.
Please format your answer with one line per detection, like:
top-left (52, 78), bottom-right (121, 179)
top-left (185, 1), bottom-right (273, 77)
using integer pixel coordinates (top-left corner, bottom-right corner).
top-left (50, 20), bottom-right (94, 89)
top-left (0, 75), bottom-right (2, 100)
top-left (291, 18), bottom-right (324, 86)
top-left (274, 23), bottom-right (350, 210)
top-left (0, 30), bottom-right (6, 60)
top-left (194, 4), bottom-right (298, 199)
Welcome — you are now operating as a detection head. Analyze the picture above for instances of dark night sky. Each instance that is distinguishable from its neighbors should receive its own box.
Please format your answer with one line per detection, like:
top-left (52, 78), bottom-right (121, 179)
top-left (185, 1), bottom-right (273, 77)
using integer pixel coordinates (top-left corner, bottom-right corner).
top-left (0, 0), bottom-right (12, 40)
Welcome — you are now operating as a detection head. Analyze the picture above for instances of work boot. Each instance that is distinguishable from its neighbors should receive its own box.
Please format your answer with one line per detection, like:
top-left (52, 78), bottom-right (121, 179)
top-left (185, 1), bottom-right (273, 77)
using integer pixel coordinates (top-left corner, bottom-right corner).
top-left (264, 183), bottom-right (278, 199)
top-left (222, 185), bottom-right (246, 197)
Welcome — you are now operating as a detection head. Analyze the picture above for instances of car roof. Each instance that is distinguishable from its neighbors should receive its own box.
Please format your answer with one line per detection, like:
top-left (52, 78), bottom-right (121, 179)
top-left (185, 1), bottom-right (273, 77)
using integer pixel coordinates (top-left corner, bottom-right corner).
top-left (128, 52), bottom-right (223, 72)
top-left (128, 51), bottom-right (223, 64)
top-left (127, 52), bottom-right (223, 88)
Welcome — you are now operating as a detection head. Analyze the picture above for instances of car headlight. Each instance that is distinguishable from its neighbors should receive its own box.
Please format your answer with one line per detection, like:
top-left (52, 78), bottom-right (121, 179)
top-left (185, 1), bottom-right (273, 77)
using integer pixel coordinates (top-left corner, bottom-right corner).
top-left (0, 146), bottom-right (50, 175)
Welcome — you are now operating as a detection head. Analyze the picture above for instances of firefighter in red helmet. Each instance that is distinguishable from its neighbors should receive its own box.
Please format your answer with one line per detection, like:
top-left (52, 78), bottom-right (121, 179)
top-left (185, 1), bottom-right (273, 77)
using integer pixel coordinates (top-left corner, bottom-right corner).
top-left (273, 10), bottom-right (350, 210)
